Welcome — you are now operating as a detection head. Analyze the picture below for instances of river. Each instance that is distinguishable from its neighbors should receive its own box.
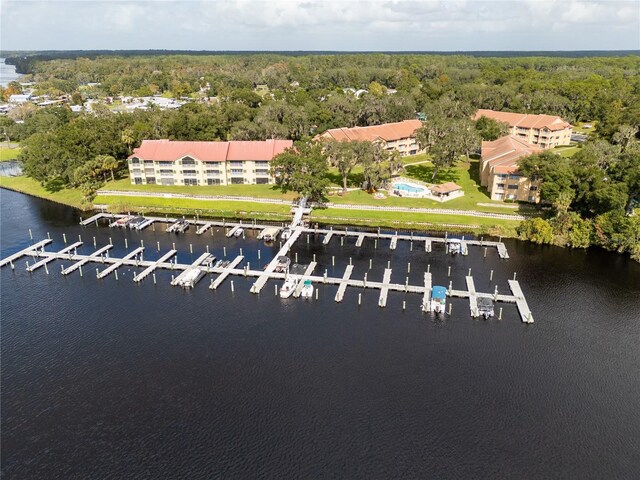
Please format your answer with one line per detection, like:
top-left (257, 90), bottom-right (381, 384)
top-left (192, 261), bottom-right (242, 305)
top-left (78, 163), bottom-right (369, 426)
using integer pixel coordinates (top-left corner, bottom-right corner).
top-left (0, 58), bottom-right (21, 87)
top-left (1, 189), bottom-right (639, 479)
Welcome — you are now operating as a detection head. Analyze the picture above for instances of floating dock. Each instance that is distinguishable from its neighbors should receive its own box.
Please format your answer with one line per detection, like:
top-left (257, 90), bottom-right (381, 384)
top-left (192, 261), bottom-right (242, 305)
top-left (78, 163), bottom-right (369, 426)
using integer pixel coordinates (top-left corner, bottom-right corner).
top-left (378, 268), bottom-right (392, 307)
top-left (26, 242), bottom-right (82, 272)
top-left (422, 273), bottom-right (433, 312)
top-left (322, 231), bottom-right (333, 245)
top-left (334, 265), bottom-right (354, 302)
top-left (508, 280), bottom-right (533, 323)
top-left (196, 222), bottom-right (213, 235)
top-left (465, 276), bottom-right (479, 317)
top-left (226, 225), bottom-right (243, 238)
top-left (97, 247), bottom-right (144, 279)
top-left (293, 262), bottom-right (317, 298)
top-left (133, 250), bottom-right (177, 282)
top-left (61, 245), bottom-right (112, 275)
top-left (389, 236), bottom-right (398, 250)
top-left (355, 234), bottom-right (365, 247)
top-left (171, 252), bottom-right (214, 287)
top-left (0, 239), bottom-right (52, 268)
top-left (210, 255), bottom-right (245, 289)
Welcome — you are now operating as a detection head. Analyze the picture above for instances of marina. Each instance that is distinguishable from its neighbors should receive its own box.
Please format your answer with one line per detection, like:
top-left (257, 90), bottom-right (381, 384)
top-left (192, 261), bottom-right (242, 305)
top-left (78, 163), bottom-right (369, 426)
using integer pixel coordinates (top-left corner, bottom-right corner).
top-left (1, 207), bottom-right (534, 322)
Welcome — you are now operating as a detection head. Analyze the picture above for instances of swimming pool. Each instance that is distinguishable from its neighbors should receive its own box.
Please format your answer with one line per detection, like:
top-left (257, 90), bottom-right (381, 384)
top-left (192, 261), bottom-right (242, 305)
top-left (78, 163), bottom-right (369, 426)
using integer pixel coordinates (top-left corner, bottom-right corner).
top-left (394, 182), bottom-right (426, 194)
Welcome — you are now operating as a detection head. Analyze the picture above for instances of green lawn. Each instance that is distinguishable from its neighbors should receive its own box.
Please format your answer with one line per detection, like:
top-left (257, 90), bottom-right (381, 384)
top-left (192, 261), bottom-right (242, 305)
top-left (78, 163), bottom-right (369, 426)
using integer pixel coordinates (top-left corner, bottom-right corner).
top-left (572, 121), bottom-right (596, 135)
top-left (94, 194), bottom-right (293, 217)
top-left (555, 145), bottom-right (581, 158)
top-left (0, 175), bottom-right (86, 209)
top-left (103, 178), bottom-right (296, 200)
top-left (0, 146), bottom-right (21, 162)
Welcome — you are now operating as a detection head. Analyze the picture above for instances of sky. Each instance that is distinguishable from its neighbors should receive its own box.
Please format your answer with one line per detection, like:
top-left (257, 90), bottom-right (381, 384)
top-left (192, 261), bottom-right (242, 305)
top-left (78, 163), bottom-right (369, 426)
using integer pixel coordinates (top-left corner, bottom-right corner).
top-left (1, 0), bottom-right (639, 52)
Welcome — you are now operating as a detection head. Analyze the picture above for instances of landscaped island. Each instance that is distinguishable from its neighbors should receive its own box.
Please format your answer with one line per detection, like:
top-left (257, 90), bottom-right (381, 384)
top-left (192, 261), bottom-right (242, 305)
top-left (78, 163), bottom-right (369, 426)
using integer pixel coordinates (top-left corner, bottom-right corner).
top-left (0, 52), bottom-right (638, 259)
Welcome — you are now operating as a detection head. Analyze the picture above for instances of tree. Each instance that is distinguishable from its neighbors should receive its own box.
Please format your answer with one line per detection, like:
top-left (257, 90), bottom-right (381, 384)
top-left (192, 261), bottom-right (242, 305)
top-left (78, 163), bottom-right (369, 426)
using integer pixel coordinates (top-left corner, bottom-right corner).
top-left (517, 218), bottom-right (554, 244)
top-left (361, 143), bottom-right (401, 192)
top-left (416, 115), bottom-right (474, 180)
top-left (324, 139), bottom-right (363, 192)
top-left (121, 127), bottom-right (135, 155)
top-left (475, 115), bottom-right (509, 141)
top-left (270, 142), bottom-right (329, 202)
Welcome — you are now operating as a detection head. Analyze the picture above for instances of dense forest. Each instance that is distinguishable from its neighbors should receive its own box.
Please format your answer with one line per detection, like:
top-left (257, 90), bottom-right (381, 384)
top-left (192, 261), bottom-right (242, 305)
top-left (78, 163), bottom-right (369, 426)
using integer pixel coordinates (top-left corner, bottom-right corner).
top-left (1, 53), bottom-right (638, 258)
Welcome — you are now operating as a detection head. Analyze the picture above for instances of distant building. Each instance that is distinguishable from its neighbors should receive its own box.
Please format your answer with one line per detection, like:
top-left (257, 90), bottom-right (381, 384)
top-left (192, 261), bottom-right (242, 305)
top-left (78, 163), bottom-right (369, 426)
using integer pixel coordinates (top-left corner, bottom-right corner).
top-left (473, 109), bottom-right (572, 149)
top-left (480, 135), bottom-right (543, 203)
top-left (8, 94), bottom-right (31, 104)
top-left (314, 119), bottom-right (424, 156)
top-left (127, 139), bottom-right (292, 186)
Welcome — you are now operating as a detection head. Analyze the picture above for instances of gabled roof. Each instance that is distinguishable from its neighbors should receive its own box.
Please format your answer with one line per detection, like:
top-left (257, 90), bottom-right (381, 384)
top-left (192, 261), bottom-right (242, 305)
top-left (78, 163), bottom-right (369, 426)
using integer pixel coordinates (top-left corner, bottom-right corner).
top-left (474, 109), bottom-right (572, 131)
top-left (430, 182), bottom-right (462, 195)
top-left (316, 120), bottom-right (422, 143)
top-left (481, 135), bottom-right (542, 175)
top-left (129, 139), bottom-right (292, 162)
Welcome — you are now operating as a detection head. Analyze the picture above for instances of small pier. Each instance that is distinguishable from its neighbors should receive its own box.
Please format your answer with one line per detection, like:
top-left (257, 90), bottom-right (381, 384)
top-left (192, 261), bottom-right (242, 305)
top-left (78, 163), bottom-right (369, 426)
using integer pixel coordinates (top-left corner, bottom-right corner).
top-left (461, 239), bottom-right (469, 256)
top-left (226, 225), bottom-right (243, 238)
top-left (196, 222), bottom-right (213, 235)
top-left (322, 231), bottom-right (333, 245)
top-left (250, 229), bottom-right (301, 294)
top-left (26, 242), bottom-right (82, 272)
top-left (497, 243), bottom-right (509, 259)
top-left (134, 218), bottom-right (155, 231)
top-left (79, 212), bottom-right (107, 226)
top-left (425, 239), bottom-right (432, 253)
top-left (167, 220), bottom-right (188, 233)
top-left (334, 265), bottom-right (354, 302)
top-left (210, 255), bottom-right (245, 289)
top-left (61, 245), bottom-right (113, 275)
top-left (97, 247), bottom-right (144, 279)
top-left (293, 262), bottom-right (318, 298)
top-left (422, 273), bottom-right (432, 312)
top-left (0, 239), bottom-right (52, 268)
top-left (355, 234), bottom-right (365, 247)
top-left (378, 268), bottom-right (392, 307)
top-left (134, 250), bottom-right (176, 282)
top-left (465, 276), bottom-right (479, 318)
top-left (390, 235), bottom-right (398, 250)
top-left (508, 280), bottom-right (533, 323)
top-left (171, 252), bottom-right (214, 287)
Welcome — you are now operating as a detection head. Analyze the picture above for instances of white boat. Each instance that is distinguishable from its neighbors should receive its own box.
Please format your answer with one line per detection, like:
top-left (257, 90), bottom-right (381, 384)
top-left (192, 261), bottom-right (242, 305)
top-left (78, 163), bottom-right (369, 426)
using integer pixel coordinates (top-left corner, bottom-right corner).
top-left (177, 269), bottom-right (205, 288)
top-left (233, 227), bottom-right (244, 238)
top-left (300, 280), bottom-right (314, 298)
top-left (430, 286), bottom-right (447, 314)
top-left (281, 228), bottom-right (292, 240)
top-left (279, 277), bottom-right (298, 298)
top-left (447, 239), bottom-right (462, 255)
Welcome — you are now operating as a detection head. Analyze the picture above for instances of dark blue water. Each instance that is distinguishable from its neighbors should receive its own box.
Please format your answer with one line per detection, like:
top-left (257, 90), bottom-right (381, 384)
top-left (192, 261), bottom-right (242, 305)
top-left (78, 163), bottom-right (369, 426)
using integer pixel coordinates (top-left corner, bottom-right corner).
top-left (2, 188), bottom-right (640, 479)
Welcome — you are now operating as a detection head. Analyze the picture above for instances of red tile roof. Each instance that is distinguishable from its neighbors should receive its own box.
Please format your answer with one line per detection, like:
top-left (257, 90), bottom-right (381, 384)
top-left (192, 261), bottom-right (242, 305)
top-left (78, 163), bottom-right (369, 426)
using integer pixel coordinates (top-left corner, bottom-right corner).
top-left (481, 135), bottom-right (542, 173)
top-left (316, 119), bottom-right (422, 143)
top-left (474, 109), bottom-right (572, 131)
top-left (430, 182), bottom-right (462, 195)
top-left (129, 139), bottom-right (293, 162)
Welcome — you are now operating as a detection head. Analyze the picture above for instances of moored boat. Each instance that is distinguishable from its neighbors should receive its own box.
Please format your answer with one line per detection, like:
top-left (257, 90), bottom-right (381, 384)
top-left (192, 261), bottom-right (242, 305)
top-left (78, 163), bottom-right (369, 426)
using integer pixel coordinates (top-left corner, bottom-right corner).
top-left (430, 286), bottom-right (447, 314)
top-left (279, 276), bottom-right (298, 298)
top-left (300, 279), bottom-right (314, 298)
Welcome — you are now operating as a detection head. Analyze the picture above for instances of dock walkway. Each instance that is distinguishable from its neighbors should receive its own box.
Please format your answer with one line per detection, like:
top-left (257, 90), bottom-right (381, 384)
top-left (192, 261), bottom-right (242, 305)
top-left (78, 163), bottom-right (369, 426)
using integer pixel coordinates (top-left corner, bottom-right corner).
top-left (0, 239), bottom-right (52, 268)
top-left (210, 255), bottom-right (244, 289)
top-left (466, 276), bottom-right (479, 317)
top-left (97, 247), bottom-right (144, 279)
top-left (334, 265), bottom-right (354, 302)
top-left (422, 273), bottom-right (432, 312)
top-left (196, 222), bottom-right (213, 235)
top-left (61, 245), bottom-right (113, 275)
top-left (250, 229), bottom-right (302, 293)
top-left (27, 242), bottom-right (81, 272)
top-left (134, 250), bottom-right (176, 282)
top-left (171, 252), bottom-right (214, 286)
top-left (508, 280), bottom-right (533, 323)
top-left (378, 268), bottom-right (392, 307)
top-left (293, 262), bottom-right (317, 298)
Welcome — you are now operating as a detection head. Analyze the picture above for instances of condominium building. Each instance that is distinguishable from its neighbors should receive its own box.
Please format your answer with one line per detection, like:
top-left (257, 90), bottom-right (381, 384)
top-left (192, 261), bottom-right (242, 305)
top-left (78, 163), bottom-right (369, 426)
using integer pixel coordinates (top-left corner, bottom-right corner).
top-left (314, 119), bottom-right (424, 156)
top-left (473, 109), bottom-right (572, 149)
top-left (480, 135), bottom-right (543, 203)
top-left (127, 139), bottom-right (293, 186)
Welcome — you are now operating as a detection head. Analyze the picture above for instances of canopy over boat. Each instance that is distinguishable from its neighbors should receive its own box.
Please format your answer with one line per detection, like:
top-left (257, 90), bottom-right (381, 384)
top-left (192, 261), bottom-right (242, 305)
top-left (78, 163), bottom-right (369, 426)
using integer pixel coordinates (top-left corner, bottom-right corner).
top-left (432, 286), bottom-right (447, 299)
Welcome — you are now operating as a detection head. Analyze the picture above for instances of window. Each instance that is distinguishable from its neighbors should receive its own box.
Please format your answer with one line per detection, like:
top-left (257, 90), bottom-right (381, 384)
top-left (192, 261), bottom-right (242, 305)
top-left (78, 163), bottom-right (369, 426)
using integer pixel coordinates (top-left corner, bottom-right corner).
top-left (507, 184), bottom-right (518, 190)
top-left (255, 169), bottom-right (269, 175)
top-left (206, 170), bottom-right (220, 176)
top-left (130, 157), bottom-right (140, 164)
top-left (159, 169), bottom-right (174, 175)
top-left (182, 169), bottom-right (197, 176)
top-left (409, 150), bottom-right (417, 155)
top-left (133, 177), bottom-right (142, 184)
top-left (144, 169), bottom-right (155, 176)
top-left (255, 161), bottom-right (269, 167)
top-left (207, 178), bottom-right (221, 185)
top-left (496, 174), bottom-right (506, 179)
top-left (508, 174), bottom-right (520, 180)
top-left (529, 186), bottom-right (538, 191)
top-left (230, 169), bottom-right (244, 175)
top-left (229, 161), bottom-right (244, 166)
top-left (528, 196), bottom-right (537, 202)
top-left (158, 161), bottom-right (173, 167)
top-left (160, 178), bottom-right (175, 186)
top-left (495, 193), bottom-right (503, 200)
top-left (256, 178), bottom-right (269, 184)
top-left (181, 156), bottom-right (196, 165)
top-left (146, 177), bottom-right (156, 184)
top-left (496, 183), bottom-right (506, 189)
top-left (144, 160), bottom-right (154, 165)
top-left (230, 177), bottom-right (244, 184)
top-left (184, 178), bottom-right (198, 186)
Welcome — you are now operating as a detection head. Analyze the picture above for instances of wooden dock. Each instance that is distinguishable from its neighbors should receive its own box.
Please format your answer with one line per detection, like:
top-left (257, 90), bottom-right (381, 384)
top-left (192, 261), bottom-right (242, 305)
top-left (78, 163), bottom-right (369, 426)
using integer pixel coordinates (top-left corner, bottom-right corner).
top-left (133, 250), bottom-right (176, 282)
top-left (27, 242), bottom-right (82, 272)
top-left (61, 245), bottom-right (113, 275)
top-left (196, 222), bottom-right (213, 235)
top-left (378, 268), bottom-right (392, 307)
top-left (135, 218), bottom-right (155, 230)
top-left (334, 265), bottom-right (354, 302)
top-left (322, 231), bottom-right (333, 245)
top-left (355, 234), bottom-right (365, 247)
top-left (461, 240), bottom-right (469, 256)
top-left (0, 239), bottom-right (52, 268)
top-left (79, 212), bottom-right (107, 226)
top-left (422, 273), bottom-right (432, 312)
top-left (390, 236), bottom-right (398, 250)
top-left (497, 243), bottom-right (509, 259)
top-left (508, 280), bottom-right (533, 323)
top-left (210, 255), bottom-right (244, 289)
top-left (171, 252), bottom-right (214, 286)
top-left (466, 276), bottom-right (479, 317)
top-left (292, 262), bottom-right (318, 298)
top-left (226, 225), bottom-right (242, 238)
top-left (97, 247), bottom-right (144, 279)
top-left (425, 239), bottom-right (432, 253)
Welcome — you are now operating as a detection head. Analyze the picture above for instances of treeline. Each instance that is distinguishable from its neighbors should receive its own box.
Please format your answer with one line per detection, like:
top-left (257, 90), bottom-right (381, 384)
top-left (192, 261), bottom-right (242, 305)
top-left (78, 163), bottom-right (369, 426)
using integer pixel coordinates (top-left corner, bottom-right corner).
top-left (517, 137), bottom-right (640, 260)
top-left (6, 53), bottom-right (639, 135)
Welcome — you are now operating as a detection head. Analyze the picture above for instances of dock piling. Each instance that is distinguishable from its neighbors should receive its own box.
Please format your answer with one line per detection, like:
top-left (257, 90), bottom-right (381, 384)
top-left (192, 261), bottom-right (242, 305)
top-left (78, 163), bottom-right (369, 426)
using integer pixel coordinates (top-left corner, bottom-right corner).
top-left (172, 242), bottom-right (176, 250)
top-left (468, 268), bottom-right (471, 276)
top-left (153, 273), bottom-right (156, 284)
top-left (315, 289), bottom-right (318, 301)
top-left (93, 236), bottom-right (96, 247)
top-left (240, 248), bottom-right (243, 257)
top-left (484, 247), bottom-right (487, 257)
top-left (206, 245), bottom-right (209, 253)
top-left (403, 301), bottom-right (406, 311)
top-left (157, 241), bottom-right (160, 252)
top-left (79, 265), bottom-right (83, 277)
top-left (189, 244), bottom-right (193, 254)
top-left (313, 254), bottom-right (316, 262)
top-left (513, 272), bottom-right (517, 280)
top-left (47, 232), bottom-right (51, 240)
top-left (332, 256), bottom-right (335, 266)
top-left (223, 247), bottom-right (227, 257)
top-left (95, 267), bottom-right (99, 277)
top-left (63, 233), bottom-right (67, 244)
top-left (29, 229), bottom-right (33, 240)
top-left (427, 264), bottom-right (431, 273)
top-left (448, 303), bottom-right (452, 315)
top-left (295, 252), bottom-right (298, 263)
top-left (349, 257), bottom-right (352, 266)
top-left (78, 234), bottom-right (82, 243)
top-left (369, 258), bottom-right (372, 270)
top-left (490, 270), bottom-right (494, 281)
top-left (109, 237), bottom-right (112, 246)
top-left (358, 293), bottom-right (362, 305)
top-left (125, 238), bottom-right (128, 249)
top-left (230, 280), bottom-right (234, 293)
top-left (448, 266), bottom-right (451, 277)
top-left (44, 263), bottom-right (49, 275)
top-left (499, 308), bottom-right (503, 320)
top-left (114, 270), bottom-right (118, 280)
top-left (387, 260), bottom-right (391, 269)
top-left (140, 240), bottom-right (144, 248)
top-left (408, 262), bottom-right (411, 273)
